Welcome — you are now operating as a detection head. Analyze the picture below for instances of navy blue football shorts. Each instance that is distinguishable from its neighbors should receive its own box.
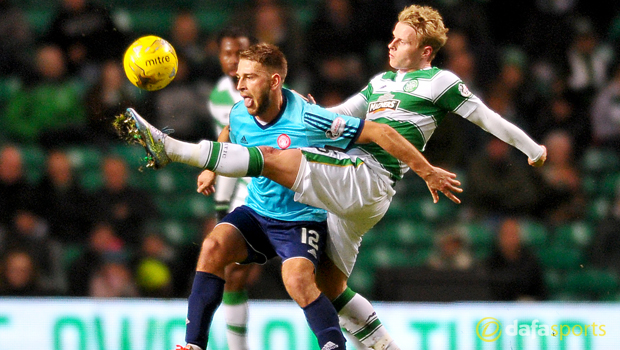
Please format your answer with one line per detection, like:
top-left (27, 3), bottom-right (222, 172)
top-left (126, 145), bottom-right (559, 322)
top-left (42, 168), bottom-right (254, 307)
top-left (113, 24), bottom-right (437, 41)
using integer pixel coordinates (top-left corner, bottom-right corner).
top-left (220, 205), bottom-right (327, 266)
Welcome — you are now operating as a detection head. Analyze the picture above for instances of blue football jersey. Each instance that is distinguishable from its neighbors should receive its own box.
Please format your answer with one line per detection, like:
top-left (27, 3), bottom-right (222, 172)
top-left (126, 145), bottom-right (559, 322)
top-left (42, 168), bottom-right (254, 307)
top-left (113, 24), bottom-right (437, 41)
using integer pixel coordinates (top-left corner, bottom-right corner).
top-left (228, 88), bottom-right (364, 222)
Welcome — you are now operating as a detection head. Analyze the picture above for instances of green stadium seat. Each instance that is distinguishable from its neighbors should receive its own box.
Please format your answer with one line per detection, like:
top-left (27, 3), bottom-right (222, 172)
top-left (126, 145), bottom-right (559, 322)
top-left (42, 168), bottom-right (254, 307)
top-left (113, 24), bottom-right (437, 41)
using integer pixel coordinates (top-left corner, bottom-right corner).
top-left (347, 265), bottom-right (375, 297)
top-left (79, 168), bottom-right (104, 193)
top-left (66, 146), bottom-right (103, 172)
top-left (19, 144), bottom-right (46, 184)
top-left (25, 10), bottom-right (54, 35)
top-left (552, 221), bottom-right (594, 249)
top-left (563, 269), bottom-right (620, 301)
top-left (538, 247), bottom-right (584, 271)
top-left (586, 196), bottom-right (611, 222)
top-left (379, 220), bottom-right (435, 248)
top-left (519, 219), bottom-right (548, 249)
top-left (461, 222), bottom-right (494, 250)
top-left (368, 245), bottom-right (429, 269)
top-left (153, 166), bottom-right (202, 194)
top-left (416, 197), bottom-right (459, 223)
top-left (0, 76), bottom-right (23, 107)
top-left (601, 172), bottom-right (620, 198)
top-left (157, 219), bottom-right (202, 246)
top-left (581, 147), bottom-right (620, 176)
top-left (157, 193), bottom-right (213, 220)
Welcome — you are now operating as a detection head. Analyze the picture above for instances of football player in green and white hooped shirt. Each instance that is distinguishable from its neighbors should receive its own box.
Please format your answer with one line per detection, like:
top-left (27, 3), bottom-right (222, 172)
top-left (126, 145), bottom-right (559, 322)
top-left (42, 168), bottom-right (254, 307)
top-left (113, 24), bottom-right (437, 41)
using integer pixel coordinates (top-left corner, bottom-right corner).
top-left (206, 27), bottom-right (257, 350)
top-left (314, 4), bottom-right (547, 350)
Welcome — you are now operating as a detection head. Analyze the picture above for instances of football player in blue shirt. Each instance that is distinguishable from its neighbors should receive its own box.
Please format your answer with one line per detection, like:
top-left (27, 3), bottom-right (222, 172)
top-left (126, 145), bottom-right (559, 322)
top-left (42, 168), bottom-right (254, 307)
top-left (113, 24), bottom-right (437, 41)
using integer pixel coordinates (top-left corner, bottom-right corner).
top-left (118, 43), bottom-right (462, 350)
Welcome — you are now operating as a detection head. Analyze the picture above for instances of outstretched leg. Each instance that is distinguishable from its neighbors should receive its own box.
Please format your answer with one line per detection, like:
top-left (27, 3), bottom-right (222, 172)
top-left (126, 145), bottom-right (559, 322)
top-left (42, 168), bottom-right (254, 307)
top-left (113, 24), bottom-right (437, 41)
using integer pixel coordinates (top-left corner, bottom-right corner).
top-left (117, 108), bottom-right (301, 188)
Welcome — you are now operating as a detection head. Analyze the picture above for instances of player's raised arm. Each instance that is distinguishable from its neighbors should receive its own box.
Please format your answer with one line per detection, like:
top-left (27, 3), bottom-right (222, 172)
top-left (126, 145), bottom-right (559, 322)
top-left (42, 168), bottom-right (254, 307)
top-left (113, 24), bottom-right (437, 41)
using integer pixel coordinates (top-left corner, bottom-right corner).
top-left (465, 101), bottom-right (547, 167)
top-left (356, 120), bottom-right (463, 203)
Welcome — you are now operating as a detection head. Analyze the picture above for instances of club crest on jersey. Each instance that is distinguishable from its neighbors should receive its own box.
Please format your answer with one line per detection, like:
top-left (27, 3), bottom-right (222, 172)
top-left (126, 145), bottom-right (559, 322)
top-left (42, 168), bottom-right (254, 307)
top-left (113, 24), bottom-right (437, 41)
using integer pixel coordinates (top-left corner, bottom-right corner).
top-left (403, 79), bottom-right (419, 92)
top-left (458, 83), bottom-right (472, 97)
top-left (277, 134), bottom-right (291, 149)
top-left (325, 117), bottom-right (346, 140)
top-left (368, 93), bottom-right (400, 113)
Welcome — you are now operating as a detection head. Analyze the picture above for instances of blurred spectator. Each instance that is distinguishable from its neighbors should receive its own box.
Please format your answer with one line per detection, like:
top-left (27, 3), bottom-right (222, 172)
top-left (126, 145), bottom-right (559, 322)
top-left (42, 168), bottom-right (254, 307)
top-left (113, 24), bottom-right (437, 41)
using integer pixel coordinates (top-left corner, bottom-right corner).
top-left (536, 130), bottom-right (586, 226)
top-left (564, 17), bottom-right (615, 113)
top-left (590, 187), bottom-right (620, 275)
top-left (90, 259), bottom-right (138, 298)
top-left (4, 210), bottom-right (65, 294)
top-left (467, 137), bottom-right (541, 219)
top-left (85, 59), bottom-right (137, 145)
top-left (486, 217), bottom-right (546, 301)
top-left (133, 233), bottom-right (176, 298)
top-left (442, 31), bottom-right (481, 94)
top-left (153, 55), bottom-right (213, 142)
top-left (234, 0), bottom-right (305, 87)
top-left (0, 250), bottom-right (48, 296)
top-left (0, 145), bottom-right (37, 229)
top-left (168, 10), bottom-right (209, 82)
top-left (93, 155), bottom-right (158, 248)
top-left (427, 227), bottom-right (475, 271)
top-left (485, 47), bottom-right (532, 129)
top-left (34, 149), bottom-right (93, 245)
top-left (0, 0), bottom-right (35, 79)
top-left (306, 0), bottom-right (367, 97)
top-left (533, 92), bottom-right (591, 160)
top-left (3, 44), bottom-right (87, 148)
top-left (590, 62), bottom-right (620, 151)
top-left (45, 0), bottom-right (128, 80)
top-left (67, 221), bottom-right (126, 296)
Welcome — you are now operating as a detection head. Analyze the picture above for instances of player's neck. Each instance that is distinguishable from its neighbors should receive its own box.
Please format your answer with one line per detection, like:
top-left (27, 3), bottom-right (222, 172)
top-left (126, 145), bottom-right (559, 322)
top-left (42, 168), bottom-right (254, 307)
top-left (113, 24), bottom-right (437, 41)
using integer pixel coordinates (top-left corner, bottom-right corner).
top-left (397, 62), bottom-right (432, 74)
top-left (256, 91), bottom-right (284, 124)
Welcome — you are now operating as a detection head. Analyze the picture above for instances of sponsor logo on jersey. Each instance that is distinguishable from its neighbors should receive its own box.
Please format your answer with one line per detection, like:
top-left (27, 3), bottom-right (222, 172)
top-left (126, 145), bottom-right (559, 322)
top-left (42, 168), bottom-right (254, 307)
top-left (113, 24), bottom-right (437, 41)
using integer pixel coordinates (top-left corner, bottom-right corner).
top-left (458, 83), bottom-right (472, 97)
top-left (240, 136), bottom-right (248, 144)
top-left (277, 134), bottom-right (291, 149)
top-left (404, 79), bottom-right (419, 92)
top-left (368, 99), bottom-right (400, 113)
top-left (325, 117), bottom-right (346, 139)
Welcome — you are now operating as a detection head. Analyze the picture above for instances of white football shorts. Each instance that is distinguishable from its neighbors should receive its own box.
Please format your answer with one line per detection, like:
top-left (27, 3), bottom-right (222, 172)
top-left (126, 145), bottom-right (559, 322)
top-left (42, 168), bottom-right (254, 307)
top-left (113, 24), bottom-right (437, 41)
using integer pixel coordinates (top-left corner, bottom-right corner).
top-left (291, 147), bottom-right (395, 276)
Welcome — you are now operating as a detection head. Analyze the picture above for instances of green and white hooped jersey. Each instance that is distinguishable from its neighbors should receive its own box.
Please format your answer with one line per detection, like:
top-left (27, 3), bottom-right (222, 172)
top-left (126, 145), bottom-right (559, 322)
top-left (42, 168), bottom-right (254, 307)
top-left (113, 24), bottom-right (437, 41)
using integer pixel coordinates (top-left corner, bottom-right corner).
top-left (208, 75), bottom-right (241, 134)
top-left (347, 67), bottom-right (480, 184)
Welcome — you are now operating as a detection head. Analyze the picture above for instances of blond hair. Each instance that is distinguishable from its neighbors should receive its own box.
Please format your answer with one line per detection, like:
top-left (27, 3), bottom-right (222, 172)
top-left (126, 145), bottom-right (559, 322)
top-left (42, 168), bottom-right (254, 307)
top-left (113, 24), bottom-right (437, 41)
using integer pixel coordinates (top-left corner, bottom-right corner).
top-left (398, 5), bottom-right (449, 59)
top-left (239, 43), bottom-right (288, 81)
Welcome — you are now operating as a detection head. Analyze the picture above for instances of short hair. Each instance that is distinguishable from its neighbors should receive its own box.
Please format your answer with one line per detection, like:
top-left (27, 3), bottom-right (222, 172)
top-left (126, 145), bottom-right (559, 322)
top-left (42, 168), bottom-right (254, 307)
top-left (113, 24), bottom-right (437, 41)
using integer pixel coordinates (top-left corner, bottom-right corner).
top-left (239, 43), bottom-right (288, 81)
top-left (216, 26), bottom-right (258, 47)
top-left (398, 5), bottom-right (449, 60)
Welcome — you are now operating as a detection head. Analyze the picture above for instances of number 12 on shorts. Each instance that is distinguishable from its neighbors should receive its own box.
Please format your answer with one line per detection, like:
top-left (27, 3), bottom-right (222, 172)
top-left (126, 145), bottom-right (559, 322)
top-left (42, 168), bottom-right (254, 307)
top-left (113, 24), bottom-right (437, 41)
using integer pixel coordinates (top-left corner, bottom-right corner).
top-left (301, 227), bottom-right (320, 252)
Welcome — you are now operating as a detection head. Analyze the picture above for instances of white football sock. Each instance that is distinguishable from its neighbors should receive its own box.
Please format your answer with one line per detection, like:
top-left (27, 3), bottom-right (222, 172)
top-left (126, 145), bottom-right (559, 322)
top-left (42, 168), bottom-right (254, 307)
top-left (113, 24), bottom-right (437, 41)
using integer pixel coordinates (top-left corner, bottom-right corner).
top-left (333, 288), bottom-right (400, 350)
top-left (222, 291), bottom-right (249, 350)
top-left (163, 137), bottom-right (263, 176)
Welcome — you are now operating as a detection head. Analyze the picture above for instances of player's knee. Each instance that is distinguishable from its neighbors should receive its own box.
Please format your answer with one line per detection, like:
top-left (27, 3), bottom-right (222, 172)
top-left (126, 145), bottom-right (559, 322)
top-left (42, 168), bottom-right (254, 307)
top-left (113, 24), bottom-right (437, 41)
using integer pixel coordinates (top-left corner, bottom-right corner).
top-left (283, 272), bottom-right (317, 306)
top-left (199, 237), bottom-right (233, 268)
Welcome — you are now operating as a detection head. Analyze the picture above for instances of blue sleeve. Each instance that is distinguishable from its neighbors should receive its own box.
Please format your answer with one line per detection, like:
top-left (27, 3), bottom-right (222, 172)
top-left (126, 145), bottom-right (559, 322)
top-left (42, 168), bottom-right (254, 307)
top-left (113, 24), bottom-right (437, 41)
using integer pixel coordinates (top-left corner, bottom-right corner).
top-left (302, 103), bottom-right (364, 150)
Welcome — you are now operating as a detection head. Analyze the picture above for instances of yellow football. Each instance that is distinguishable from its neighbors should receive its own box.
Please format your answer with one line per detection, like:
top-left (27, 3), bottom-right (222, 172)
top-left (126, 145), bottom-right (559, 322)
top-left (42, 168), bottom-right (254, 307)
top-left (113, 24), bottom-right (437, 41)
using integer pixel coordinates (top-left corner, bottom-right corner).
top-left (123, 35), bottom-right (178, 91)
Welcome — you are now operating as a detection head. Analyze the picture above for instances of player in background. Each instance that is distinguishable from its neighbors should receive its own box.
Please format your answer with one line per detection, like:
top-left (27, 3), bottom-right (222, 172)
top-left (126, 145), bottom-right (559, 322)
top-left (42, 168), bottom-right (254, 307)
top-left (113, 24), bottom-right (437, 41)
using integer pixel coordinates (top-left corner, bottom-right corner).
top-left (206, 27), bottom-right (257, 350)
